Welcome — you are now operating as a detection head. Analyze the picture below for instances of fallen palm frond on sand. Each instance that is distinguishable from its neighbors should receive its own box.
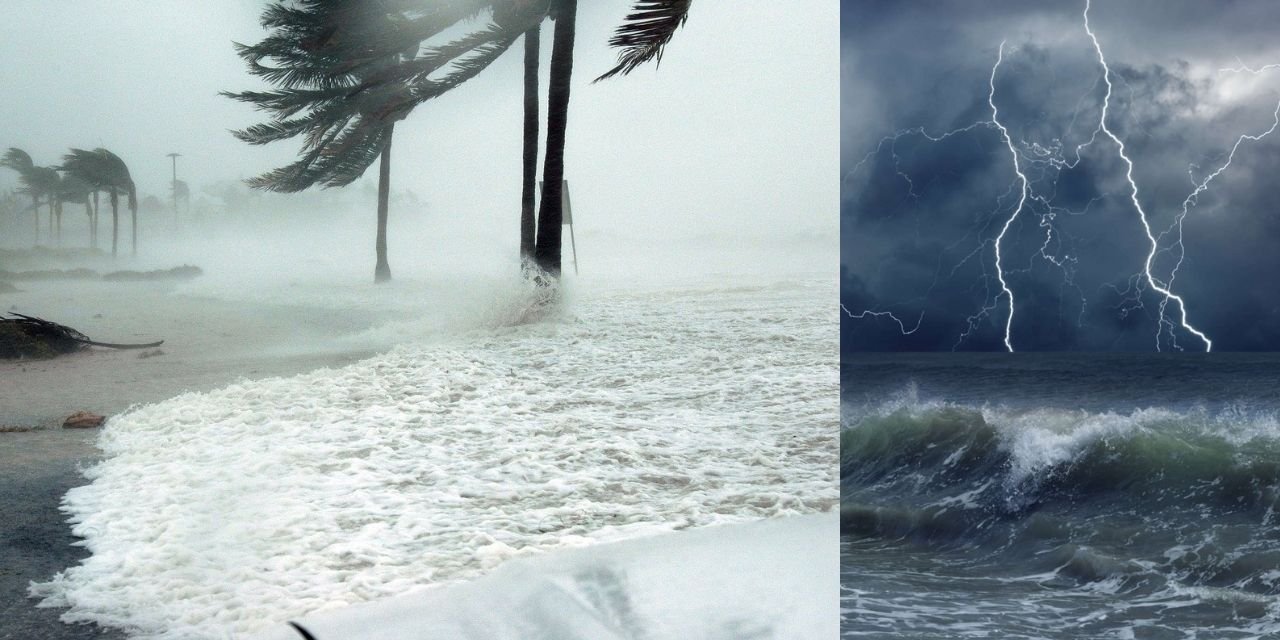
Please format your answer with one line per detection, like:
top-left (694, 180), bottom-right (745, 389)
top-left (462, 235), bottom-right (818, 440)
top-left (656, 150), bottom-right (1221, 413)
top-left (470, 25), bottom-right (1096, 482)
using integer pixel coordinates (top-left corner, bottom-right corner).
top-left (0, 313), bottom-right (163, 359)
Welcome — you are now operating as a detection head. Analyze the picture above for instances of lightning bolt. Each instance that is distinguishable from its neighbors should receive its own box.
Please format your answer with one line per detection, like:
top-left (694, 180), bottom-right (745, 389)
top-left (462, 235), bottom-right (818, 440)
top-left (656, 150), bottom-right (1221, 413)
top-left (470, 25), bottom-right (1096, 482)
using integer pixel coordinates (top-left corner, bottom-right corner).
top-left (1082, 0), bottom-right (1212, 351)
top-left (840, 304), bottom-right (923, 335)
top-left (1219, 57), bottom-right (1280, 75)
top-left (845, 0), bottom-right (1280, 352)
top-left (989, 41), bottom-right (1029, 352)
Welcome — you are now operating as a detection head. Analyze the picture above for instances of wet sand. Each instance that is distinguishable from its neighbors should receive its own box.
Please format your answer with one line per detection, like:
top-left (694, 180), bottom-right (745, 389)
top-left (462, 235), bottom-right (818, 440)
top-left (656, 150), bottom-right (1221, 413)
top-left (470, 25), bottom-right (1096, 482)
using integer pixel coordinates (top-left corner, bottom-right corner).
top-left (0, 280), bottom-right (398, 638)
top-left (0, 429), bottom-right (126, 640)
top-left (0, 280), bottom-right (391, 427)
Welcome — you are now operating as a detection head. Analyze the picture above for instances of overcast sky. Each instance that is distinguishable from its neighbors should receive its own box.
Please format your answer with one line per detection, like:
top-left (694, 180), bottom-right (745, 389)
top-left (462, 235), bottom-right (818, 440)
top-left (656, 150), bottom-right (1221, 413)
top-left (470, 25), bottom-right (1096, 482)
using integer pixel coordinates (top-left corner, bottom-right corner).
top-left (0, 1), bottom-right (837, 248)
top-left (843, 0), bottom-right (1280, 352)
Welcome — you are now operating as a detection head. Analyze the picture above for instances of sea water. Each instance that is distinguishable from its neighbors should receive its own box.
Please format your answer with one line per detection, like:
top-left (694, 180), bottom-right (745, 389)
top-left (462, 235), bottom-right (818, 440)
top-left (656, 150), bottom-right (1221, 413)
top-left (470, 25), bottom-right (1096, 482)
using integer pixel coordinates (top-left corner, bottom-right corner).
top-left (842, 353), bottom-right (1280, 639)
top-left (30, 272), bottom-right (838, 639)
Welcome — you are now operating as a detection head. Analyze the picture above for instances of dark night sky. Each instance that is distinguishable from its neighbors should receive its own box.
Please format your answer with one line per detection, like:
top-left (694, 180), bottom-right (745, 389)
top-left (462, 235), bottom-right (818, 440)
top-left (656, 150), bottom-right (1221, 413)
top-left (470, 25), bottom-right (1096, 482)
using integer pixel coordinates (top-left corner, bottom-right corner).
top-left (842, 0), bottom-right (1280, 352)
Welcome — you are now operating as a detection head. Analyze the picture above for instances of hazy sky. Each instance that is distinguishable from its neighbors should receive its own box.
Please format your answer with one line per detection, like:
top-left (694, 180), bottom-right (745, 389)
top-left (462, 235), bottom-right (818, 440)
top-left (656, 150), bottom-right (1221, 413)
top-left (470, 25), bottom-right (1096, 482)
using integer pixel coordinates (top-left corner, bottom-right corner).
top-left (843, 0), bottom-right (1280, 352)
top-left (0, 1), bottom-right (837, 245)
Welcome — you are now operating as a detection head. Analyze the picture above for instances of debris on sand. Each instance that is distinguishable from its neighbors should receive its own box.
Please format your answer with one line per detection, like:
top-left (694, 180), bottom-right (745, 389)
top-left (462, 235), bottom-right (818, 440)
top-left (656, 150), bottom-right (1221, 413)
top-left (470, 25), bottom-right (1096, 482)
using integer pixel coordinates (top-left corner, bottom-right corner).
top-left (0, 313), bottom-right (164, 359)
top-left (63, 412), bottom-right (106, 429)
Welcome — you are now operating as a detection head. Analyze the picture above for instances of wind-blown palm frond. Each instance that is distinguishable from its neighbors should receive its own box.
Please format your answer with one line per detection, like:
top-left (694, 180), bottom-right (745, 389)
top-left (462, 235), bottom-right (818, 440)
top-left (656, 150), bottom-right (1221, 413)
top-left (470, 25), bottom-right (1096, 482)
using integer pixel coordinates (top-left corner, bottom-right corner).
top-left (1, 148), bottom-right (35, 174)
top-left (595, 0), bottom-right (692, 82)
top-left (93, 150), bottom-right (134, 192)
top-left (29, 167), bottom-right (61, 198)
top-left (57, 173), bottom-right (92, 200)
top-left (3, 149), bottom-right (61, 201)
top-left (60, 149), bottom-right (112, 190)
top-left (230, 0), bottom-right (545, 193)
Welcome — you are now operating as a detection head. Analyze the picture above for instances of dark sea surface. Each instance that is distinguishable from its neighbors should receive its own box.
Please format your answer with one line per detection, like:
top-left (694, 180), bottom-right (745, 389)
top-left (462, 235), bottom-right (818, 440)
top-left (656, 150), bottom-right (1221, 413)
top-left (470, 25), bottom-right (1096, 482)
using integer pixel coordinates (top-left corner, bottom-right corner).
top-left (841, 353), bottom-right (1280, 639)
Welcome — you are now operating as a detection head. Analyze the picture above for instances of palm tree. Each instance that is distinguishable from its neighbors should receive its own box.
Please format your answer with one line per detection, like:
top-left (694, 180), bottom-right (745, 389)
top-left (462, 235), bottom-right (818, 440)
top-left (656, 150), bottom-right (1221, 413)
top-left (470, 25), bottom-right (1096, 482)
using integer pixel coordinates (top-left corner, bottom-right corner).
top-left (96, 150), bottom-right (139, 258)
top-left (226, 1), bottom-right (415, 283)
top-left (55, 173), bottom-right (94, 248)
top-left (226, 1), bottom-right (541, 282)
top-left (60, 149), bottom-right (110, 251)
top-left (62, 149), bottom-right (135, 258)
top-left (1, 149), bottom-right (61, 247)
top-left (530, 0), bottom-right (693, 278)
top-left (2, 149), bottom-right (39, 242)
top-left (228, 1), bottom-right (691, 282)
top-left (530, 0), bottom-right (576, 278)
top-left (520, 22), bottom-right (540, 263)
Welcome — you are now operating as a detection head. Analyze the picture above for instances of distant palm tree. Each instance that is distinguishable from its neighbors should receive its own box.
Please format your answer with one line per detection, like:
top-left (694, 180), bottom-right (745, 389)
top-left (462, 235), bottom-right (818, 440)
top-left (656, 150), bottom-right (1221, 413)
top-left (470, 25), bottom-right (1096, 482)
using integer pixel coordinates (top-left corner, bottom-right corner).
top-left (1, 148), bottom-right (61, 246)
top-left (61, 149), bottom-right (135, 258)
top-left (60, 149), bottom-right (110, 251)
top-left (98, 150), bottom-right (138, 258)
top-left (55, 173), bottom-right (94, 248)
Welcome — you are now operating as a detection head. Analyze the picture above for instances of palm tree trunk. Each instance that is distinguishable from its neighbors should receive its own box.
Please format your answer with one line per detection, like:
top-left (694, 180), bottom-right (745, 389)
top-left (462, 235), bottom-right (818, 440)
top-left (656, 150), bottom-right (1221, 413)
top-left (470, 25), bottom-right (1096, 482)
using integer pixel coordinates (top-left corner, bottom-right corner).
top-left (55, 200), bottom-right (62, 246)
top-left (91, 190), bottom-right (99, 250)
top-left (374, 124), bottom-right (394, 284)
top-left (31, 196), bottom-right (38, 246)
top-left (110, 188), bottom-right (119, 259)
top-left (130, 189), bottom-right (137, 258)
top-left (533, 0), bottom-right (576, 279)
top-left (521, 25), bottom-right (541, 262)
top-left (84, 197), bottom-right (93, 249)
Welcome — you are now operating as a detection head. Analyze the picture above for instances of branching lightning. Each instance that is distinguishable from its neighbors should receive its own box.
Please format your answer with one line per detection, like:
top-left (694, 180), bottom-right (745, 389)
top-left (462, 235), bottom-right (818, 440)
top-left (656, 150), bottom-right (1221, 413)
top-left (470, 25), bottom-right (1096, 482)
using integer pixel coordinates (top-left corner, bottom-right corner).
top-left (1081, 0), bottom-right (1211, 351)
top-left (844, 0), bottom-right (1280, 351)
top-left (840, 304), bottom-right (923, 335)
top-left (989, 41), bottom-right (1029, 352)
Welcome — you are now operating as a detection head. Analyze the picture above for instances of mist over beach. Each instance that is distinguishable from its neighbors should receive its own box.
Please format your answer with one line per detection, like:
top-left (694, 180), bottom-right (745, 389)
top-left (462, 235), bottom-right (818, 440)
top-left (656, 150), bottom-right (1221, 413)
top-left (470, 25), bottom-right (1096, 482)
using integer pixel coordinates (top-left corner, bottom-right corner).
top-left (0, 2), bottom-right (838, 638)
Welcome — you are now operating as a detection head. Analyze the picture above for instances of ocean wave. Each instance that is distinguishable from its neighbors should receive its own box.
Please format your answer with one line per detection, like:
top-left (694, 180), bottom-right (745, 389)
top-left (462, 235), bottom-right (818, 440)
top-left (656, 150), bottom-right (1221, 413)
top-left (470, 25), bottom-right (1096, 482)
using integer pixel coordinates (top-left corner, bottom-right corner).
top-left (842, 391), bottom-right (1280, 604)
top-left (843, 393), bottom-right (1280, 515)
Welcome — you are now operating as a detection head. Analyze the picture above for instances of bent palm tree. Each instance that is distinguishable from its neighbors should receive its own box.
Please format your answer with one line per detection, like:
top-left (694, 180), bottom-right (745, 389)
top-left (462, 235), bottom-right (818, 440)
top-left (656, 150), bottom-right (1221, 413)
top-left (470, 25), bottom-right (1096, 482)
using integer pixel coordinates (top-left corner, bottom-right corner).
top-left (55, 173), bottom-right (94, 248)
top-left (60, 149), bottom-right (112, 250)
top-left (63, 149), bottom-right (135, 258)
top-left (96, 150), bottom-right (139, 258)
top-left (227, 1), bottom-right (546, 282)
top-left (226, 1), bottom-right (418, 283)
top-left (1, 150), bottom-right (38, 235)
top-left (3, 150), bottom-right (68, 247)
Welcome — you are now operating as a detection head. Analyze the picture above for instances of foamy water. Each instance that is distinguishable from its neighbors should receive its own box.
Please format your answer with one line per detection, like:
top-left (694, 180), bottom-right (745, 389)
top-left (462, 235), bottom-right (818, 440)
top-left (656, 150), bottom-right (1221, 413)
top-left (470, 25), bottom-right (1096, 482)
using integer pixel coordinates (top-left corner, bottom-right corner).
top-left (31, 273), bottom-right (837, 639)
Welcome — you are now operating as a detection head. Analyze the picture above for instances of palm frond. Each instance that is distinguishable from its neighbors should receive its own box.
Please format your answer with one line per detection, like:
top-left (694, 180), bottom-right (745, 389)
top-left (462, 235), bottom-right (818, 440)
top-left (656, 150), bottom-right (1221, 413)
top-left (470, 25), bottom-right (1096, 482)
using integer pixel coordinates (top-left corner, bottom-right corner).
top-left (1, 148), bottom-right (35, 173)
top-left (595, 0), bottom-right (692, 82)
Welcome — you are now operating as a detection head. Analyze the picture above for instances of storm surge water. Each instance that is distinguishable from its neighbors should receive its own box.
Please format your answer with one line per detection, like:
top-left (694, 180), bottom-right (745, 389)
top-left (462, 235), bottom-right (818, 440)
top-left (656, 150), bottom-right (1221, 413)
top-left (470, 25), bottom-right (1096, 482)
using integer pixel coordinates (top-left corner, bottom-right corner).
top-left (27, 247), bottom-right (836, 639)
top-left (841, 354), bottom-right (1280, 639)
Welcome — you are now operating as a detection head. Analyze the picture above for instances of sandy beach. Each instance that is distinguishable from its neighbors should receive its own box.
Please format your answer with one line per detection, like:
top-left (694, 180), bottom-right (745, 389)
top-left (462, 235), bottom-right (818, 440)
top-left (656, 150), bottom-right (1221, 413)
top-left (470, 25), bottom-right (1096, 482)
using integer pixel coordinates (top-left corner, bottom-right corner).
top-left (0, 278), bottom-right (404, 638)
top-left (0, 280), bottom-right (397, 427)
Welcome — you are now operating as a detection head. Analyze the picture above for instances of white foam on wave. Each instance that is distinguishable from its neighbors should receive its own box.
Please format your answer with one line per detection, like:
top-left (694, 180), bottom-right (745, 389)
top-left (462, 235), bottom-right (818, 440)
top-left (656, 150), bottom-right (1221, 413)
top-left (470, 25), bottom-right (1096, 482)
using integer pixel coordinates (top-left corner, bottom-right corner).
top-left (847, 389), bottom-right (1280, 484)
top-left (31, 277), bottom-right (837, 639)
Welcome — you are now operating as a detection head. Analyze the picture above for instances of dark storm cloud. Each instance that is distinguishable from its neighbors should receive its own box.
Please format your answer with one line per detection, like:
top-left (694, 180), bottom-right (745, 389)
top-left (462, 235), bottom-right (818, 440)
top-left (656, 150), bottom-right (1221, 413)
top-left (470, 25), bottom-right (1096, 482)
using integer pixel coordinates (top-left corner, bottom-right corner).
top-left (842, 0), bottom-right (1280, 352)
